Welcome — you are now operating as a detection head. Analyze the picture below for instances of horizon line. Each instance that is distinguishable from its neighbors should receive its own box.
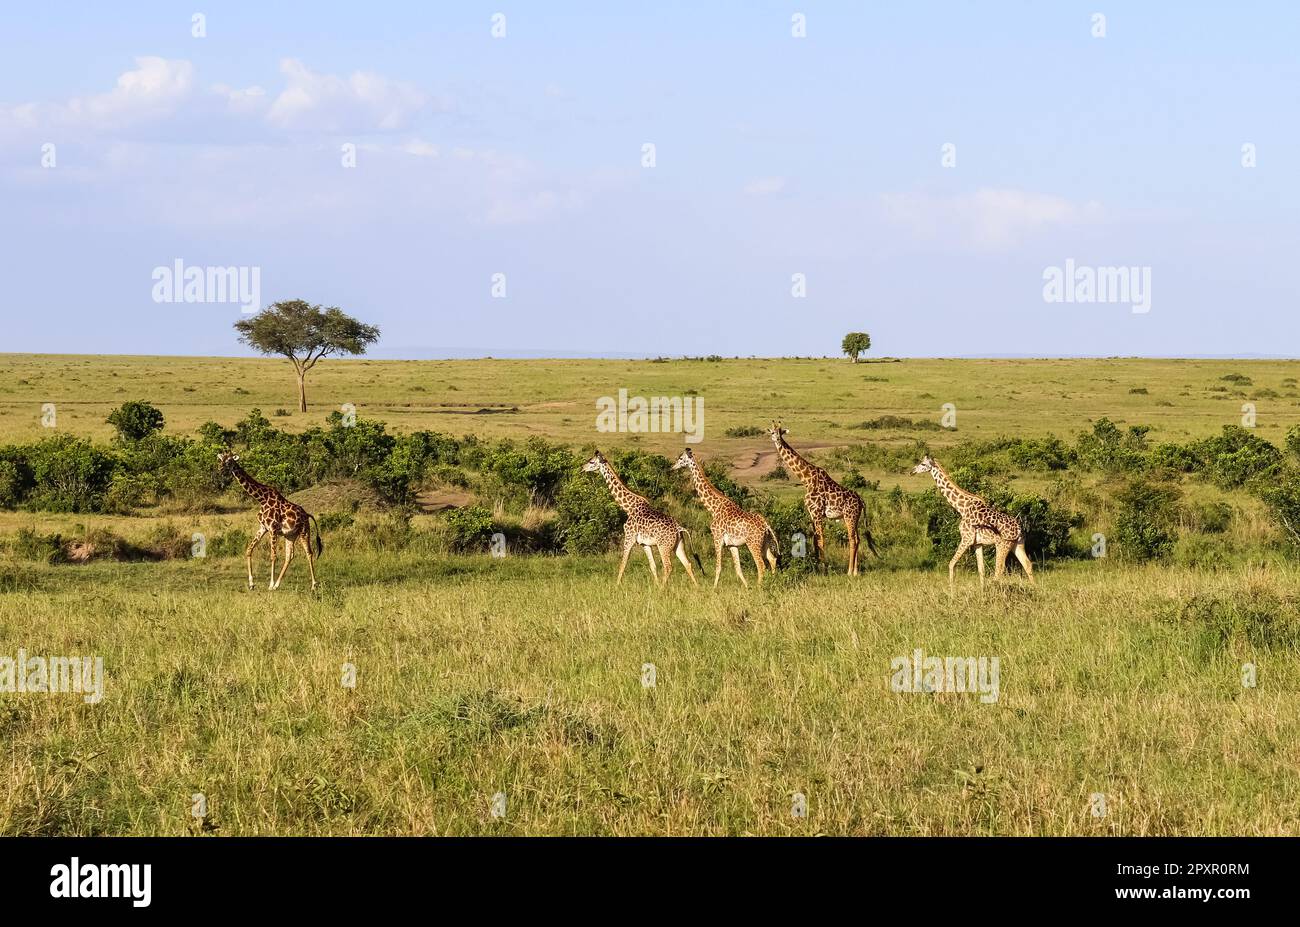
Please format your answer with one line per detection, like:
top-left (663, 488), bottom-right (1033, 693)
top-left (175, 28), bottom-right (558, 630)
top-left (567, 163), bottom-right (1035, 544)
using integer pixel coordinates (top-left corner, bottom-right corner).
top-left (3, 351), bottom-right (1300, 362)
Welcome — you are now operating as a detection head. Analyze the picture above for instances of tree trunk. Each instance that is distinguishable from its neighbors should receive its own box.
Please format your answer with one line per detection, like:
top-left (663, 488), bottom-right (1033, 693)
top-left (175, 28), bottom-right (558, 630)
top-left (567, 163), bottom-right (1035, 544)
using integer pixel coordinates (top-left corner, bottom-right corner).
top-left (850, 354), bottom-right (859, 363)
top-left (298, 372), bottom-right (308, 412)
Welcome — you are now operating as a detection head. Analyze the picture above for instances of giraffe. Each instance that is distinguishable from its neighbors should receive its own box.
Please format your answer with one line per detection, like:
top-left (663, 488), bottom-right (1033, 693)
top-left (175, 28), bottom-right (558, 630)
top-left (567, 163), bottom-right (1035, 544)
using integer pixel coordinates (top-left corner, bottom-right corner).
top-left (910, 453), bottom-right (1034, 587)
top-left (672, 448), bottom-right (779, 588)
top-left (766, 422), bottom-right (878, 575)
top-left (582, 451), bottom-right (698, 587)
top-left (217, 451), bottom-right (322, 591)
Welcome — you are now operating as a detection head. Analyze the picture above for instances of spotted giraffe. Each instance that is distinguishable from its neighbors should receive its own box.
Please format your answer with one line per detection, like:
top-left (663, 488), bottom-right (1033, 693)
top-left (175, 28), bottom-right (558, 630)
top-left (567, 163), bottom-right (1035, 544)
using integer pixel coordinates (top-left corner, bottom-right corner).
top-left (672, 448), bottom-right (779, 587)
top-left (582, 451), bottom-right (698, 587)
top-left (910, 453), bottom-right (1034, 587)
top-left (767, 422), bottom-right (878, 575)
top-left (218, 451), bottom-right (322, 591)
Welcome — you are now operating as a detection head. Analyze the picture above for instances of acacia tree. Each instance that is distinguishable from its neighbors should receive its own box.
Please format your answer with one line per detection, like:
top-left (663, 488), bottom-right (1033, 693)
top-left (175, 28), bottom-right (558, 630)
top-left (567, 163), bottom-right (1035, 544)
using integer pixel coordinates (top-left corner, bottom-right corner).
top-left (841, 332), bottom-right (871, 363)
top-left (234, 300), bottom-right (380, 412)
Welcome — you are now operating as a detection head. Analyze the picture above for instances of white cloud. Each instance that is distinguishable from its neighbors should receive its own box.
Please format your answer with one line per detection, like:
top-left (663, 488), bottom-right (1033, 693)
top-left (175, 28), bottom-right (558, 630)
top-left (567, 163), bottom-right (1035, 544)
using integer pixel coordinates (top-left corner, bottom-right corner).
top-left (266, 58), bottom-right (432, 132)
top-left (0, 56), bottom-right (443, 140)
top-left (0, 57), bottom-right (194, 133)
top-left (744, 176), bottom-right (785, 196)
top-left (882, 188), bottom-right (1104, 250)
top-left (400, 139), bottom-right (440, 157)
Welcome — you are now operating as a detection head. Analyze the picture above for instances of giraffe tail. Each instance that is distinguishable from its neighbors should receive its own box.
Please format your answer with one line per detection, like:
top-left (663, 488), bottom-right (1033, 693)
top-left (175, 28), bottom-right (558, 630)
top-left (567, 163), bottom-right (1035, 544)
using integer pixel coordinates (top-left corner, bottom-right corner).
top-left (864, 528), bottom-right (880, 559)
top-left (764, 521), bottom-right (781, 567)
top-left (679, 527), bottom-right (704, 572)
top-left (309, 514), bottom-right (324, 558)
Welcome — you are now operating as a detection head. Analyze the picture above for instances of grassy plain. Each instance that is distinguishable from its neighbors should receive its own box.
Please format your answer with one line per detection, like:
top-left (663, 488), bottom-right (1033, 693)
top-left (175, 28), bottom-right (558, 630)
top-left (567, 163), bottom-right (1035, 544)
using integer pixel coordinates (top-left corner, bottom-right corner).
top-left (2, 353), bottom-right (1298, 455)
top-left (1, 353), bottom-right (1298, 835)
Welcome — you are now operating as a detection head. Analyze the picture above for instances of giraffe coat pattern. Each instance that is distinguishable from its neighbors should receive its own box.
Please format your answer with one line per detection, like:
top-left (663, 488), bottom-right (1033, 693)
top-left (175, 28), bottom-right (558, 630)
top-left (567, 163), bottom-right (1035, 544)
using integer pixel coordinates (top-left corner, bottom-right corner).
top-left (218, 451), bottom-right (323, 591)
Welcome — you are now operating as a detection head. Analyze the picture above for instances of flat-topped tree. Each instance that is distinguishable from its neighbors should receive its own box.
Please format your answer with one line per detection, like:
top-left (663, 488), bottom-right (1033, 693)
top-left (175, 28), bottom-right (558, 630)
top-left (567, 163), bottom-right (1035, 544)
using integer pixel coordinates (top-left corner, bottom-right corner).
top-left (234, 300), bottom-right (380, 412)
top-left (841, 332), bottom-right (871, 363)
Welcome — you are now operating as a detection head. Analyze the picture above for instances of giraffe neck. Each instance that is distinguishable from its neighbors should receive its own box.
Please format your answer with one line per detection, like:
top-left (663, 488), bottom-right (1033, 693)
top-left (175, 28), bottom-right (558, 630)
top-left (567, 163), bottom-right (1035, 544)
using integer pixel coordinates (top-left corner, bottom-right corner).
top-left (597, 460), bottom-right (642, 513)
top-left (231, 464), bottom-right (273, 503)
top-left (686, 460), bottom-right (730, 516)
top-left (774, 438), bottom-right (817, 487)
top-left (926, 462), bottom-right (975, 511)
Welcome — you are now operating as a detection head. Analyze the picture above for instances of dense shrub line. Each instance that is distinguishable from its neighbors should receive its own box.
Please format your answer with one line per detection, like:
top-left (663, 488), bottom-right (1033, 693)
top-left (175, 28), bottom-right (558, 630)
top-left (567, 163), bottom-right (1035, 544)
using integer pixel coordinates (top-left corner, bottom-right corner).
top-left (2, 402), bottom-right (1299, 564)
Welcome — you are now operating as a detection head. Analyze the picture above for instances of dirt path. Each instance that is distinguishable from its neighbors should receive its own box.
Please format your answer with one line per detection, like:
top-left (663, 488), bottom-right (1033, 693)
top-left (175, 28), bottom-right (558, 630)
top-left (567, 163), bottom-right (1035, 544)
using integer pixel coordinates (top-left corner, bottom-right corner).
top-left (730, 442), bottom-right (848, 482)
top-left (415, 488), bottom-right (476, 512)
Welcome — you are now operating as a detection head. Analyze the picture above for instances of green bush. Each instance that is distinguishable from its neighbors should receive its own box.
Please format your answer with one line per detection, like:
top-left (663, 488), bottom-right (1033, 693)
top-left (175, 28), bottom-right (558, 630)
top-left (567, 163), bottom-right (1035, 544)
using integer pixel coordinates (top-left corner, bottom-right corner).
top-left (11, 527), bottom-right (66, 563)
top-left (0, 458), bottom-right (23, 509)
top-left (1149, 442), bottom-right (1202, 473)
top-left (1286, 425), bottom-right (1300, 462)
top-left (1114, 480), bottom-right (1182, 561)
top-left (855, 415), bottom-right (940, 432)
top-left (555, 476), bottom-right (623, 554)
top-left (753, 495), bottom-right (815, 575)
top-left (107, 400), bottom-right (165, 441)
top-left (1001, 493), bottom-right (1083, 561)
top-left (949, 436), bottom-right (1072, 473)
top-left (1188, 426), bottom-right (1282, 490)
top-left (477, 438), bottom-right (576, 507)
top-left (444, 506), bottom-right (497, 553)
top-left (1260, 472), bottom-right (1300, 553)
top-left (1075, 419), bottom-right (1150, 473)
top-left (609, 449), bottom-right (675, 502)
top-left (316, 512), bottom-right (356, 532)
top-left (25, 435), bottom-right (115, 512)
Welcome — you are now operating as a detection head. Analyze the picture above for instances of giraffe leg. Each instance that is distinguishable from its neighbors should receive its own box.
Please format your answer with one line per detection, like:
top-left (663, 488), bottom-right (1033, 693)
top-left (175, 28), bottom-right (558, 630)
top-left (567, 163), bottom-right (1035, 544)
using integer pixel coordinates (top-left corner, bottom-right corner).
top-left (846, 514), bottom-right (861, 576)
top-left (975, 545), bottom-right (986, 591)
top-left (803, 498), bottom-right (826, 574)
top-left (994, 540), bottom-right (1012, 580)
top-left (244, 526), bottom-right (267, 591)
top-left (729, 546), bottom-right (749, 588)
top-left (713, 536), bottom-right (724, 589)
top-left (273, 537), bottom-right (294, 590)
top-left (807, 514), bottom-right (827, 575)
top-left (764, 536), bottom-right (778, 574)
top-left (675, 539), bottom-right (698, 586)
top-left (643, 545), bottom-right (659, 584)
top-left (948, 538), bottom-right (973, 586)
top-left (266, 532), bottom-right (278, 591)
top-left (300, 533), bottom-right (318, 590)
top-left (658, 544), bottom-right (674, 587)
top-left (616, 536), bottom-right (635, 584)
top-left (1014, 543), bottom-right (1035, 584)
top-left (747, 540), bottom-right (766, 586)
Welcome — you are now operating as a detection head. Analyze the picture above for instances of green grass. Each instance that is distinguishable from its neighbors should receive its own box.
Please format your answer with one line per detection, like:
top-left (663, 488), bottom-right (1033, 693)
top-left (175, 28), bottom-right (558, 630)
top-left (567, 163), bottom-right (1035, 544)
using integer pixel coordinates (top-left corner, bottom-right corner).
top-left (2, 552), bottom-right (1297, 836)
top-left (2, 353), bottom-right (1299, 835)
top-left (2, 353), bottom-right (1298, 456)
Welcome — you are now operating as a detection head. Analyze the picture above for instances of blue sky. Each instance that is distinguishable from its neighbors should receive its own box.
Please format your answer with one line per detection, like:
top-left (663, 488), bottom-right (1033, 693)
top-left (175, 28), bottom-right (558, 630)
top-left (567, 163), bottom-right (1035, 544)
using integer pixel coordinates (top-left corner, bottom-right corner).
top-left (2, 2), bottom-right (1297, 358)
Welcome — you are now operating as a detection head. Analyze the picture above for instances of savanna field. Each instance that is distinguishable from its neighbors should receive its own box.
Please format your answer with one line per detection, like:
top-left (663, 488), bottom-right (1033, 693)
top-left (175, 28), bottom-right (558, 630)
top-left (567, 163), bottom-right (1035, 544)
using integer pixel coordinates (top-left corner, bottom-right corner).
top-left (2, 354), bottom-right (1299, 835)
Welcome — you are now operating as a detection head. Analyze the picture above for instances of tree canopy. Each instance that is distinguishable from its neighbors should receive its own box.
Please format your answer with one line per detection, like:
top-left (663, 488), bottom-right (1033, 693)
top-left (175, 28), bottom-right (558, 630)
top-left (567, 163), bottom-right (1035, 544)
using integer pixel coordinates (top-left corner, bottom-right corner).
top-left (234, 300), bottom-right (380, 411)
top-left (841, 332), bottom-right (871, 362)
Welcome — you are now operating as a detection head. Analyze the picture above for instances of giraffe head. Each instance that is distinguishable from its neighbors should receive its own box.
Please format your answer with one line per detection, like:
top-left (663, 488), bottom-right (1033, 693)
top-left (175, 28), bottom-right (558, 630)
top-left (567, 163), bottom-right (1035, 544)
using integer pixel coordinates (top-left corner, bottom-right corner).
top-left (581, 451), bottom-right (607, 474)
top-left (910, 453), bottom-right (937, 475)
top-left (670, 448), bottom-right (697, 471)
top-left (216, 450), bottom-right (240, 474)
top-left (765, 421), bottom-right (788, 446)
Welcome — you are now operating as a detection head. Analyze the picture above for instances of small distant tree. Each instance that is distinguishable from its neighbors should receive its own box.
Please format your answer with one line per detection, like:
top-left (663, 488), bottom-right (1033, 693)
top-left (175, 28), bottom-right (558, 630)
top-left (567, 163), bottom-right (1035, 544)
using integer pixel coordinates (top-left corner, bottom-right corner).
top-left (841, 332), bottom-right (871, 363)
top-left (107, 400), bottom-right (164, 441)
top-left (234, 300), bottom-right (380, 412)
